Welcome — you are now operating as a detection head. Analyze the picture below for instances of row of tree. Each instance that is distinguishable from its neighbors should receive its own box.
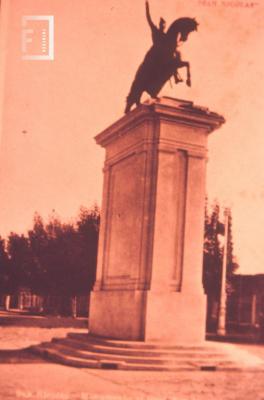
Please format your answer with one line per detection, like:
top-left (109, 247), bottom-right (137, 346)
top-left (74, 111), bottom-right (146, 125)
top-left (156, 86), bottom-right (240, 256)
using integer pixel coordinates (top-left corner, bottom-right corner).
top-left (0, 200), bottom-right (238, 319)
top-left (0, 206), bottom-right (100, 312)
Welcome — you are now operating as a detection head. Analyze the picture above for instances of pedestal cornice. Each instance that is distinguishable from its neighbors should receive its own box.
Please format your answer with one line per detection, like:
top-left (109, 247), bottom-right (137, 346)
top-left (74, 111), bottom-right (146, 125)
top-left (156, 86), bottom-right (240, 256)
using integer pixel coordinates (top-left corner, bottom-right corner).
top-left (95, 97), bottom-right (225, 148)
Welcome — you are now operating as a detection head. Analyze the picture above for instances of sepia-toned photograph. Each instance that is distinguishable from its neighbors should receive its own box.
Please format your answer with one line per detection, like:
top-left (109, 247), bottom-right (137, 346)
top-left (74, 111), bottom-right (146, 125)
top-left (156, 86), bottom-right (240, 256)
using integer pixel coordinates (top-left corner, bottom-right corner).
top-left (0, 0), bottom-right (264, 399)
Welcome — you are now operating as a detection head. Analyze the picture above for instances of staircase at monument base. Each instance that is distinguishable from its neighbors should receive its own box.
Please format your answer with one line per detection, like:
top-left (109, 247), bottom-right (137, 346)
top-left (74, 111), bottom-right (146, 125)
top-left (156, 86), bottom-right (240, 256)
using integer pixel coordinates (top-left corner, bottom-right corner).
top-left (28, 332), bottom-right (259, 371)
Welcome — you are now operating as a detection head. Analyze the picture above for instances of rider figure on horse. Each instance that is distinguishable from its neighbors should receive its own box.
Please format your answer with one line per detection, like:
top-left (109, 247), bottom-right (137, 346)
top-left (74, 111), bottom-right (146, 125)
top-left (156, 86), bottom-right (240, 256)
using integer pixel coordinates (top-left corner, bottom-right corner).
top-left (145, 1), bottom-right (166, 47)
top-left (145, 1), bottom-right (183, 85)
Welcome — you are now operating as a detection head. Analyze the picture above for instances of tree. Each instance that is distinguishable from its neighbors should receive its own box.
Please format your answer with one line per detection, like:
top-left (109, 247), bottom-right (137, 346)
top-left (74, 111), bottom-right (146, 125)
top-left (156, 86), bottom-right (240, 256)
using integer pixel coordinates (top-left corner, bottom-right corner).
top-left (0, 237), bottom-right (11, 309)
top-left (26, 206), bottom-right (100, 315)
top-left (27, 213), bottom-right (49, 295)
top-left (5, 232), bottom-right (38, 310)
top-left (76, 205), bottom-right (100, 293)
top-left (0, 237), bottom-right (8, 291)
top-left (203, 200), bottom-right (238, 331)
top-left (203, 200), bottom-right (222, 297)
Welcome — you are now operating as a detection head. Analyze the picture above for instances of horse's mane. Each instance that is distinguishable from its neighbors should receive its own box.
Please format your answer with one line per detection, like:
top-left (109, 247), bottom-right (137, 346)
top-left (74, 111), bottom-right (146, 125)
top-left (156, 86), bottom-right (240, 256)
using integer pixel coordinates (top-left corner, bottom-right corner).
top-left (166, 18), bottom-right (198, 37)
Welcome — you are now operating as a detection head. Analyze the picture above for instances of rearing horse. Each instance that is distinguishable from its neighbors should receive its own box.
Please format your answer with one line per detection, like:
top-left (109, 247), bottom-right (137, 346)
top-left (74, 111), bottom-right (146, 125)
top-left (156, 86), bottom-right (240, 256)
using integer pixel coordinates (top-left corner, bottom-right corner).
top-left (125, 11), bottom-right (198, 114)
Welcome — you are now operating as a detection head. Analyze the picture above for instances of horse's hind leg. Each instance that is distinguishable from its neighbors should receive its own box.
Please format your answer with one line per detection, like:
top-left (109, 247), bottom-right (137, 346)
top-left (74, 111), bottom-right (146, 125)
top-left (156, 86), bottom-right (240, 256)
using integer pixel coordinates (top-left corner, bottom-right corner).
top-left (125, 91), bottom-right (142, 113)
top-left (147, 89), bottom-right (159, 100)
top-left (125, 101), bottom-right (133, 114)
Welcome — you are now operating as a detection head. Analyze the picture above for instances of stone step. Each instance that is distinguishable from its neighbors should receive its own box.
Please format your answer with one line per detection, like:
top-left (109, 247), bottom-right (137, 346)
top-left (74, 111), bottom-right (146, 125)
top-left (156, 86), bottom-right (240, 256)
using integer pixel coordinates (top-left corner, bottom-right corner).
top-left (29, 334), bottom-right (264, 371)
top-left (30, 343), bottom-right (101, 369)
top-left (29, 343), bottom-right (239, 371)
top-left (45, 341), bottom-right (230, 366)
top-left (53, 337), bottom-right (228, 360)
top-left (67, 333), bottom-right (220, 351)
top-left (120, 361), bottom-right (240, 372)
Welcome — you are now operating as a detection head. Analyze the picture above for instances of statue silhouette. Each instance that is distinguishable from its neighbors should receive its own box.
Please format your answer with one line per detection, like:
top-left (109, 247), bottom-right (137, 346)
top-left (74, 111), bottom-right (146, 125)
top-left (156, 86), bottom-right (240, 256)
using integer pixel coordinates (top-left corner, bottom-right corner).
top-left (125, 2), bottom-right (198, 113)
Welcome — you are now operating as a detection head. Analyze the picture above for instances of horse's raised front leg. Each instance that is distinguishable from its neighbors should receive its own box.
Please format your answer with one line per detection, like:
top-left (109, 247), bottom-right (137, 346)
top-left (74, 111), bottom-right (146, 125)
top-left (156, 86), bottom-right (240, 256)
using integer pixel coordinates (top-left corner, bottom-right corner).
top-left (176, 60), bottom-right (191, 87)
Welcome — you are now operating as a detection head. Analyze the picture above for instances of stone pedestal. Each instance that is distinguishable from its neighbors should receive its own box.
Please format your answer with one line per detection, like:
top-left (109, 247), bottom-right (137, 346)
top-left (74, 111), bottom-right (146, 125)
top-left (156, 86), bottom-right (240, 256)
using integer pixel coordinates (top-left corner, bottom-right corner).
top-left (89, 97), bottom-right (225, 343)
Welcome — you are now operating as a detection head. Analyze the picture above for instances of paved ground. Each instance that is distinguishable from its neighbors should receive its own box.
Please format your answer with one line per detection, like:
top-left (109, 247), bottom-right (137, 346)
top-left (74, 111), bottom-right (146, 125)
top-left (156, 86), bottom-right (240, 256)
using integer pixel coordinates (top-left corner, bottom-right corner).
top-left (1, 312), bottom-right (264, 400)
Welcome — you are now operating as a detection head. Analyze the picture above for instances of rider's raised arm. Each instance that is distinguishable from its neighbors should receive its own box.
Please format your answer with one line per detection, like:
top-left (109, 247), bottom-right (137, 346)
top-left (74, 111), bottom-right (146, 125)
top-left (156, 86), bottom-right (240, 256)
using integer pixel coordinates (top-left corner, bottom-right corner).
top-left (145, 1), bottom-right (155, 30)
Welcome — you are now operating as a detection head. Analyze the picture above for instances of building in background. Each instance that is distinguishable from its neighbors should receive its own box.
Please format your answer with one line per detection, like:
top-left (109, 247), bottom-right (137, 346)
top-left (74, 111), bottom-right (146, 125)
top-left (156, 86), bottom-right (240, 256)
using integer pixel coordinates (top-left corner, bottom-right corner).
top-left (227, 274), bottom-right (264, 337)
top-left (207, 273), bottom-right (264, 341)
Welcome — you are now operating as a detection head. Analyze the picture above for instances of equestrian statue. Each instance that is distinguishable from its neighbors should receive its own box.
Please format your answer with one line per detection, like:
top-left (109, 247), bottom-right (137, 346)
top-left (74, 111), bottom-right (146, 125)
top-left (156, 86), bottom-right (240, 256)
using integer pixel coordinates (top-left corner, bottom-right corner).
top-left (125, 1), bottom-right (198, 113)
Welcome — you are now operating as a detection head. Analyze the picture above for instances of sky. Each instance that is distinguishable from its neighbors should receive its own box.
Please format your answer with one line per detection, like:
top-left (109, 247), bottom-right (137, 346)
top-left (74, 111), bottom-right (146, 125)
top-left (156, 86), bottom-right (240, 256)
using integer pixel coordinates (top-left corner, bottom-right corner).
top-left (0, 0), bottom-right (264, 274)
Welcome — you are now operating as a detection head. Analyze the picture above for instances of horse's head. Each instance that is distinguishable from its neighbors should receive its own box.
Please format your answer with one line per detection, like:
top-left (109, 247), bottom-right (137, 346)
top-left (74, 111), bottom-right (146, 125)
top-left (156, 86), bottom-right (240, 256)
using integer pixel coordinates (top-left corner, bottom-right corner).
top-left (167, 18), bottom-right (198, 43)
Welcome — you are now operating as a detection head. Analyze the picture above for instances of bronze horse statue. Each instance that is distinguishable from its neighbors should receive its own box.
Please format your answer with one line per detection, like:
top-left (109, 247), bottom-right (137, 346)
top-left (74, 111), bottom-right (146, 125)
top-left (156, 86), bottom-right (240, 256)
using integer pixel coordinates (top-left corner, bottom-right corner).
top-left (125, 2), bottom-right (198, 113)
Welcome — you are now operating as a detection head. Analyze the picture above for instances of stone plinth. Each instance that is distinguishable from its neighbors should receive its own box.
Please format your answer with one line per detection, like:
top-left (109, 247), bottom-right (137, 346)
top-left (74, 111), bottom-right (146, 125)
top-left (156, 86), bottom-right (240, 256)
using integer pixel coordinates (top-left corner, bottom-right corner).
top-left (89, 97), bottom-right (225, 343)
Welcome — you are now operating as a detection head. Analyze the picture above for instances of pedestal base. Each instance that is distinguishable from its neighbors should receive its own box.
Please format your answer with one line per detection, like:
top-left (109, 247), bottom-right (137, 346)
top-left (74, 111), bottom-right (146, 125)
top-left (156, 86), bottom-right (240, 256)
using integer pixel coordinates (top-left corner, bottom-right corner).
top-left (145, 290), bottom-right (206, 343)
top-left (89, 290), bottom-right (147, 340)
top-left (89, 288), bottom-right (206, 343)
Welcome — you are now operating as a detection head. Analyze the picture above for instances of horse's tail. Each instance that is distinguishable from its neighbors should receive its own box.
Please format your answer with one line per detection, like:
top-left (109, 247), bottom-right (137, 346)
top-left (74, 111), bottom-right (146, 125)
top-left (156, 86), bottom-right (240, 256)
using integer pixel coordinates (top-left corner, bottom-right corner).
top-left (125, 58), bottom-right (151, 113)
top-left (124, 100), bottom-right (132, 114)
